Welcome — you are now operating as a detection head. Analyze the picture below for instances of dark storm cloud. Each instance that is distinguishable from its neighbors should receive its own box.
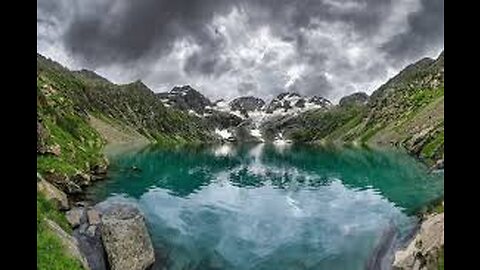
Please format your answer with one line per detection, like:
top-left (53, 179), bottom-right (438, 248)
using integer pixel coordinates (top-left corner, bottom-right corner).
top-left (62, 0), bottom-right (234, 66)
top-left (238, 81), bottom-right (259, 95)
top-left (37, 0), bottom-right (443, 102)
top-left (381, 0), bottom-right (444, 63)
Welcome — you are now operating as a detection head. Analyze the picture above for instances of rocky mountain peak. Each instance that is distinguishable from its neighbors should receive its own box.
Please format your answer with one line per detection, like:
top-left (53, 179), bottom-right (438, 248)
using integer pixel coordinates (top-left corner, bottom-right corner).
top-left (309, 96), bottom-right (332, 107)
top-left (229, 96), bottom-right (266, 112)
top-left (265, 92), bottom-right (331, 113)
top-left (157, 85), bottom-right (212, 115)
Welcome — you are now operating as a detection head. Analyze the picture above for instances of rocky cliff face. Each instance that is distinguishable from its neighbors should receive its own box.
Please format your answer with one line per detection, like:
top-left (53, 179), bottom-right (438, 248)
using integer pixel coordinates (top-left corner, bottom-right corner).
top-left (157, 85), bottom-right (212, 115)
top-left (265, 92), bottom-right (331, 113)
top-left (229, 96), bottom-right (265, 114)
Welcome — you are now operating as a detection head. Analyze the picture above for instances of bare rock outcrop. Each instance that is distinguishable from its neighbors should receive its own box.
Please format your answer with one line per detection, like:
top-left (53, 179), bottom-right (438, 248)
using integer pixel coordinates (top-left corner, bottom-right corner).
top-left (393, 212), bottom-right (444, 270)
top-left (37, 173), bottom-right (69, 210)
top-left (100, 204), bottom-right (155, 270)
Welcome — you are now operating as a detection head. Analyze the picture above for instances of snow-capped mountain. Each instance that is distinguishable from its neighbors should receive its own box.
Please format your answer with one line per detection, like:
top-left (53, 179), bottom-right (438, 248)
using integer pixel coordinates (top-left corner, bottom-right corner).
top-left (156, 86), bottom-right (333, 143)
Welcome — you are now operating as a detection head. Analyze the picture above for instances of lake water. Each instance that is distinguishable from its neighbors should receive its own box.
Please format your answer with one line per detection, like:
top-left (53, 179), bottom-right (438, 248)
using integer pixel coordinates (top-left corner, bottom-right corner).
top-left (87, 143), bottom-right (444, 270)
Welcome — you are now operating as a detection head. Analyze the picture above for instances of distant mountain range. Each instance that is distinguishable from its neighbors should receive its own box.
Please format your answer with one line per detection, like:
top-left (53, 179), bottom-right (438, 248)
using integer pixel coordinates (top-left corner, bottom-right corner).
top-left (37, 50), bottom-right (444, 175)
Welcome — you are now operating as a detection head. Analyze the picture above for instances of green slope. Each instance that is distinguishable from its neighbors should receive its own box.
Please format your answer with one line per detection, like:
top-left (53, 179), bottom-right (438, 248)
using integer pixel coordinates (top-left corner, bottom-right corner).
top-left (284, 51), bottom-right (444, 166)
top-left (36, 53), bottom-right (216, 268)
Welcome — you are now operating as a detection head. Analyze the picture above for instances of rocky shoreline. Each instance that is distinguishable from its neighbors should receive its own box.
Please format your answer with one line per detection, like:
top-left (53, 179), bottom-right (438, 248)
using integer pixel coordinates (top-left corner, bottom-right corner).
top-left (393, 211), bottom-right (444, 270)
top-left (37, 157), bottom-right (156, 270)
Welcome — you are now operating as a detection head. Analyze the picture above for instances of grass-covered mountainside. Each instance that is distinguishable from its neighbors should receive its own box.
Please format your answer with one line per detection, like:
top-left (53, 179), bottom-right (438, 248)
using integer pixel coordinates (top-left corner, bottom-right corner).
top-left (273, 51), bottom-right (444, 166)
top-left (37, 54), bottom-right (214, 269)
top-left (37, 54), bottom-right (215, 174)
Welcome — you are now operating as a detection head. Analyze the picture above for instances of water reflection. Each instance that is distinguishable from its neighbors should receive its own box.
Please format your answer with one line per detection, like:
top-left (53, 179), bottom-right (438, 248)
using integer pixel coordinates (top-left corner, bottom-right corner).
top-left (87, 143), bottom-right (444, 270)
top-left (90, 143), bottom-right (443, 214)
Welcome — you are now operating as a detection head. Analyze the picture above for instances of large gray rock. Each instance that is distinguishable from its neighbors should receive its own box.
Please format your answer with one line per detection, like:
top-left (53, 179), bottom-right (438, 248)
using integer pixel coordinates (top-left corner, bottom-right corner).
top-left (100, 204), bottom-right (155, 270)
top-left (87, 209), bottom-right (102, 225)
top-left (393, 212), bottom-right (444, 270)
top-left (37, 176), bottom-right (70, 210)
top-left (66, 207), bottom-right (86, 229)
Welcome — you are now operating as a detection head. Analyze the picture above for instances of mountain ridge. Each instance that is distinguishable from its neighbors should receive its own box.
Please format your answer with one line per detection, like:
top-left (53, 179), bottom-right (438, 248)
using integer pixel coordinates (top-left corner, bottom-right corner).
top-left (37, 50), bottom-right (444, 165)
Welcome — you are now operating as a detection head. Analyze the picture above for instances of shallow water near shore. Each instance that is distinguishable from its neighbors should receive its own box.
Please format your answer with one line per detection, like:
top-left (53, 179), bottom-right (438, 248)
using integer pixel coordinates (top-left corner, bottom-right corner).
top-left (87, 143), bottom-right (443, 270)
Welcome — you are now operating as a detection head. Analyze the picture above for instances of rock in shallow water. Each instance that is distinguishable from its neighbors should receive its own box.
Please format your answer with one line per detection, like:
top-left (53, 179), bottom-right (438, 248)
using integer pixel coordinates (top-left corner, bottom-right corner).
top-left (74, 223), bottom-right (108, 270)
top-left (100, 204), bottom-right (155, 270)
top-left (66, 207), bottom-right (86, 229)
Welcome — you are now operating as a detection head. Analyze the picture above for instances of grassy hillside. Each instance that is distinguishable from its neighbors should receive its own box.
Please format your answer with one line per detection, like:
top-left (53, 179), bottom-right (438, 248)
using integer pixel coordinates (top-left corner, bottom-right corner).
top-left (283, 51), bottom-right (444, 166)
top-left (37, 53), bottom-right (218, 173)
top-left (36, 53), bottom-right (215, 268)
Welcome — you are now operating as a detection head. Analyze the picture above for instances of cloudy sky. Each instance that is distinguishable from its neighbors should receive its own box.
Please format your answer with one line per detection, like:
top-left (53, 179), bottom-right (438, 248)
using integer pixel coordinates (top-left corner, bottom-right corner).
top-left (37, 0), bottom-right (443, 103)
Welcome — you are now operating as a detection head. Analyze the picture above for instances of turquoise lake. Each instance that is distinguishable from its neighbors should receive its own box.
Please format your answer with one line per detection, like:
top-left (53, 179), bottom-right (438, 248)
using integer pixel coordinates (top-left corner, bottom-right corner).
top-left (87, 143), bottom-right (444, 270)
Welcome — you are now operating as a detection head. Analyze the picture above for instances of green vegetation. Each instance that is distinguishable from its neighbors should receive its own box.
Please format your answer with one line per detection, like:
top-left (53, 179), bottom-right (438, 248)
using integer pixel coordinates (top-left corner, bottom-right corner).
top-left (438, 246), bottom-right (444, 270)
top-left (37, 193), bottom-right (71, 232)
top-left (421, 129), bottom-right (444, 160)
top-left (37, 53), bottom-right (212, 161)
top-left (36, 116), bottom-right (104, 175)
top-left (37, 193), bottom-right (83, 270)
top-left (36, 53), bottom-right (217, 270)
top-left (284, 51), bottom-right (444, 166)
top-left (290, 104), bottom-right (366, 142)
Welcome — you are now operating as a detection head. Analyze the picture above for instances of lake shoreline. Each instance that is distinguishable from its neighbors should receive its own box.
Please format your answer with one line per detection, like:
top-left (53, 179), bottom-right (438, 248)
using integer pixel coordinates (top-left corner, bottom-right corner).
top-left (83, 142), bottom-right (443, 270)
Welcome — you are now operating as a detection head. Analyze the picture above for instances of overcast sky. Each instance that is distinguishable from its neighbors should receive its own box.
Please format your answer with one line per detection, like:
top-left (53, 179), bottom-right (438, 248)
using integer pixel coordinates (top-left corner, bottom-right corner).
top-left (37, 0), bottom-right (443, 103)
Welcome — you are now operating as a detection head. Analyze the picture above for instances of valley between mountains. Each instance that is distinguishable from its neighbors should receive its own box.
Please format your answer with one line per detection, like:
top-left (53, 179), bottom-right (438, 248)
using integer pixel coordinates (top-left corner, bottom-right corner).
top-left (37, 51), bottom-right (444, 270)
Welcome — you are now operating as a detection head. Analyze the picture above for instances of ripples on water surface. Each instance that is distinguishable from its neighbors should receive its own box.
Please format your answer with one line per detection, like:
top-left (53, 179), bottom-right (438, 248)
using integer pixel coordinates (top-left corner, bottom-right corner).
top-left (88, 143), bottom-right (444, 270)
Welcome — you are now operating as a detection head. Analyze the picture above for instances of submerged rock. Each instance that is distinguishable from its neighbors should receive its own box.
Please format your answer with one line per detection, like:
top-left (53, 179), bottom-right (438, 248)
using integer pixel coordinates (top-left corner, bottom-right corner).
top-left (72, 206), bottom-right (108, 270)
top-left (393, 213), bottom-right (444, 270)
top-left (100, 204), bottom-right (155, 270)
top-left (74, 223), bottom-right (108, 270)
